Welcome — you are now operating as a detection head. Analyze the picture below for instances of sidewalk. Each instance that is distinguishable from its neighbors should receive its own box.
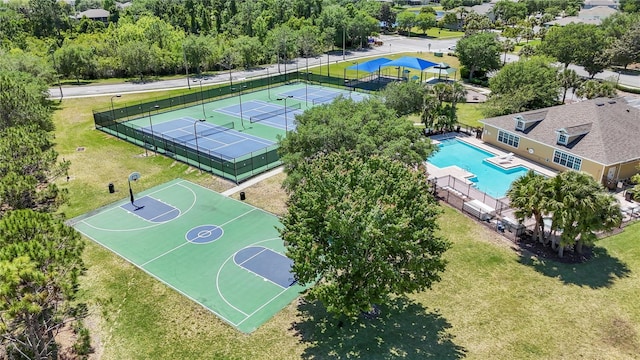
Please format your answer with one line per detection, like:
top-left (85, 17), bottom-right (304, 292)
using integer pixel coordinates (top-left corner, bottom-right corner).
top-left (221, 166), bottom-right (284, 197)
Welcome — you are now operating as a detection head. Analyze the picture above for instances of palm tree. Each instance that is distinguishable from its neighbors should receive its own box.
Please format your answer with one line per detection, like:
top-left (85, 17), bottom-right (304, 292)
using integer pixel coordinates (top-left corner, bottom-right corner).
top-left (507, 170), bottom-right (549, 243)
top-left (549, 171), bottom-right (620, 257)
top-left (423, 83), bottom-right (467, 132)
top-left (574, 192), bottom-right (622, 254)
top-left (501, 39), bottom-right (514, 65)
top-left (421, 94), bottom-right (440, 131)
top-left (557, 68), bottom-right (581, 103)
top-left (576, 79), bottom-right (616, 100)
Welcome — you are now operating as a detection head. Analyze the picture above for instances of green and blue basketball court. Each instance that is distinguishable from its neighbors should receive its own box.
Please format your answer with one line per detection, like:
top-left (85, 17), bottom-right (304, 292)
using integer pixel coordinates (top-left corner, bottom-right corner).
top-left (71, 179), bottom-right (308, 333)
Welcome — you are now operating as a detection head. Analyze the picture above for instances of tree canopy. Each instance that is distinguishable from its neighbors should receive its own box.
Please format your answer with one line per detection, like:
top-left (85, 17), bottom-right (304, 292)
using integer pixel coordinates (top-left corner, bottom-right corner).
top-left (280, 151), bottom-right (449, 317)
top-left (0, 209), bottom-right (85, 359)
top-left (0, 58), bottom-right (78, 357)
top-left (484, 56), bottom-right (560, 116)
top-left (380, 81), bottom-right (427, 116)
top-left (456, 32), bottom-right (501, 81)
top-left (0, 71), bottom-right (53, 132)
top-left (278, 97), bottom-right (433, 191)
top-left (539, 23), bottom-right (609, 77)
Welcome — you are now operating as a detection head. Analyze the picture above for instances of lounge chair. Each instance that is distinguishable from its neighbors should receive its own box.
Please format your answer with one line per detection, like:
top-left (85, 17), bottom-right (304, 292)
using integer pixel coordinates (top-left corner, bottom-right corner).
top-left (498, 152), bottom-right (514, 160)
top-left (498, 155), bottom-right (513, 164)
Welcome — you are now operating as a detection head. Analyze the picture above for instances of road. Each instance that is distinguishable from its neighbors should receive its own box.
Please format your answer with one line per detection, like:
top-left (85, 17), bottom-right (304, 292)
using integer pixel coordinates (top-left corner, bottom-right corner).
top-left (48, 34), bottom-right (638, 99)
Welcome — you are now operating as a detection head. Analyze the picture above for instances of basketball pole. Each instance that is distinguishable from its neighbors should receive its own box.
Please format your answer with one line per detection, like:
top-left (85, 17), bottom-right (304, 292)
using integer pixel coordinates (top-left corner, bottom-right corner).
top-left (128, 172), bottom-right (143, 210)
top-left (128, 178), bottom-right (135, 205)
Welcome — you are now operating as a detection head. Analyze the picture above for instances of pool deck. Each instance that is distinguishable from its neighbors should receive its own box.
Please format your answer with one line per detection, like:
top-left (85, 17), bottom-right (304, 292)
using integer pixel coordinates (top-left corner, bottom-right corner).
top-left (427, 133), bottom-right (558, 181)
top-left (427, 132), bottom-right (640, 226)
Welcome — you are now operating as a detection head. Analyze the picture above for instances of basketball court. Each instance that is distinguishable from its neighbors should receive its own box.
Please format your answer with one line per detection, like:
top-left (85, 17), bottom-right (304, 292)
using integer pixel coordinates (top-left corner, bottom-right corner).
top-left (70, 179), bottom-right (307, 333)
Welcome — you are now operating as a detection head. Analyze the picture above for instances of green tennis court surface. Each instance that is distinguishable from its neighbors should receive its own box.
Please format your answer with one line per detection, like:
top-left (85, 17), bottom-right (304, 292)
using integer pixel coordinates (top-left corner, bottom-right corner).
top-left (70, 179), bottom-right (307, 333)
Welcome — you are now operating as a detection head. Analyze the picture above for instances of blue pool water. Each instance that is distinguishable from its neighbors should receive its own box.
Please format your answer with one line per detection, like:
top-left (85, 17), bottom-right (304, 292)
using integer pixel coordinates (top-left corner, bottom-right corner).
top-left (428, 139), bottom-right (529, 198)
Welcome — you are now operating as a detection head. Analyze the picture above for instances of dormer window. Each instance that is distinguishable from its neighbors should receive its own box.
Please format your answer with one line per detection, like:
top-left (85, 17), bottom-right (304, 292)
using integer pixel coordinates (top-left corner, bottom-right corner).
top-left (555, 123), bottom-right (591, 147)
top-left (513, 112), bottom-right (546, 132)
top-left (557, 133), bottom-right (568, 145)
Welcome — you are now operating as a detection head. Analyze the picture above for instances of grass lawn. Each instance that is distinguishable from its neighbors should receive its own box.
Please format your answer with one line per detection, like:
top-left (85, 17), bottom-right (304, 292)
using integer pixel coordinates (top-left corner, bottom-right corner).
top-left (457, 102), bottom-right (485, 128)
top-left (513, 39), bottom-right (541, 54)
top-left (55, 87), bottom-right (640, 359)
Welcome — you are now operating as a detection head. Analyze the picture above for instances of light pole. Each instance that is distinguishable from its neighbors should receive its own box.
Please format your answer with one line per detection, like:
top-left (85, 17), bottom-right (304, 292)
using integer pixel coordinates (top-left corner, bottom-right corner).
top-left (304, 69), bottom-right (309, 104)
top-left (327, 53), bottom-right (330, 77)
top-left (197, 79), bottom-right (206, 119)
top-left (267, 67), bottom-right (271, 99)
top-left (182, 43), bottom-right (191, 90)
top-left (353, 61), bottom-right (359, 82)
top-left (342, 24), bottom-right (346, 60)
top-left (193, 118), bottom-right (205, 169)
top-left (232, 85), bottom-right (247, 129)
top-left (50, 49), bottom-right (63, 102)
top-left (146, 105), bottom-right (159, 156)
top-left (110, 94), bottom-right (121, 137)
top-left (277, 95), bottom-right (294, 132)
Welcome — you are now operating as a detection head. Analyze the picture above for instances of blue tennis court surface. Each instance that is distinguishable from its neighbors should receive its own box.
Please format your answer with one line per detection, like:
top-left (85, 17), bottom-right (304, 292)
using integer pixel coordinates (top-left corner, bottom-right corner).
top-left (216, 100), bottom-right (302, 131)
top-left (142, 117), bottom-right (274, 159)
top-left (278, 87), bottom-right (369, 105)
top-left (121, 196), bottom-right (180, 222)
top-left (234, 246), bottom-right (295, 288)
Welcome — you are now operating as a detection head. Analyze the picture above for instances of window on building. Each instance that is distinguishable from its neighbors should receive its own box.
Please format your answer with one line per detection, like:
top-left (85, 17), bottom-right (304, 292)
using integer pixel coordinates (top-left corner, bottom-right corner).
top-left (557, 133), bottom-right (568, 145)
top-left (516, 120), bottom-right (525, 131)
top-left (553, 150), bottom-right (582, 170)
top-left (497, 130), bottom-right (520, 148)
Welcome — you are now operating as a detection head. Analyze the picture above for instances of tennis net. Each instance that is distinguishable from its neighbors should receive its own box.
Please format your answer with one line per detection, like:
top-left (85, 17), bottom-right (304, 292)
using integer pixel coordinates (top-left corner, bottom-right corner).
top-left (249, 103), bottom-right (301, 123)
top-left (312, 93), bottom-right (340, 105)
top-left (174, 121), bottom-right (235, 143)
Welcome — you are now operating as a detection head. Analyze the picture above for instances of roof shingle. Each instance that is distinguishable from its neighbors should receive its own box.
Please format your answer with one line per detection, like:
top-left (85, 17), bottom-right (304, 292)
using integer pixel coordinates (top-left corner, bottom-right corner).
top-left (481, 97), bottom-right (640, 165)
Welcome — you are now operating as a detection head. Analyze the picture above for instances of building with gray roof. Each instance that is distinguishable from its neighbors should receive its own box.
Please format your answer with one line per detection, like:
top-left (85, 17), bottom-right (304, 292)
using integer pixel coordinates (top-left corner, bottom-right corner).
top-left (480, 97), bottom-right (640, 187)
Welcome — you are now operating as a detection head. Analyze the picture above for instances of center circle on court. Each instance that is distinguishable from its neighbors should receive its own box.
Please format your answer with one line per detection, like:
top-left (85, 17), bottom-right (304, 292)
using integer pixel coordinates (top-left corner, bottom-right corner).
top-left (185, 225), bottom-right (223, 244)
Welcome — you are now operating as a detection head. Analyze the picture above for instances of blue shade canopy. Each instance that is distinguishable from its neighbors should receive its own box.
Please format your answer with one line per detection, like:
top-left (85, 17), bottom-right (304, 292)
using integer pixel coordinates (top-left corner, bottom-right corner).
top-left (346, 58), bottom-right (392, 73)
top-left (382, 56), bottom-right (438, 70)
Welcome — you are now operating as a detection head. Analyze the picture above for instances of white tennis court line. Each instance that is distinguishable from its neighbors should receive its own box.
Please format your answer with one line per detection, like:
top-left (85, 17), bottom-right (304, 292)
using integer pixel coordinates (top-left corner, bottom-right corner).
top-left (215, 105), bottom-right (278, 119)
top-left (210, 139), bottom-right (253, 151)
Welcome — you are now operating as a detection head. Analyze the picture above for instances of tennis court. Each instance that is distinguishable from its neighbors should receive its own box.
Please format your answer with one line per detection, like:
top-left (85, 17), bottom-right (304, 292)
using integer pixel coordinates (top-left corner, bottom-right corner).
top-left (278, 86), bottom-right (369, 105)
top-left (101, 81), bottom-right (370, 182)
top-left (215, 100), bottom-right (303, 131)
top-left (71, 179), bottom-right (307, 333)
top-left (143, 117), bottom-right (274, 159)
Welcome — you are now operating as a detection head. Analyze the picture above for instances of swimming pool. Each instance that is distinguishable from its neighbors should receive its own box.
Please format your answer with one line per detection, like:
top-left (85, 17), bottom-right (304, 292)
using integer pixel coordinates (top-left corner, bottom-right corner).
top-left (428, 139), bottom-right (529, 198)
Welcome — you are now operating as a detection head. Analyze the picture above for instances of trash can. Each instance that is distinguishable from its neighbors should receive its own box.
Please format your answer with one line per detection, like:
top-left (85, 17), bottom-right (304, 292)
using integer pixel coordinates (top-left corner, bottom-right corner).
top-left (240, 191), bottom-right (246, 201)
top-left (625, 191), bottom-right (633, 201)
top-left (108, 183), bottom-right (115, 194)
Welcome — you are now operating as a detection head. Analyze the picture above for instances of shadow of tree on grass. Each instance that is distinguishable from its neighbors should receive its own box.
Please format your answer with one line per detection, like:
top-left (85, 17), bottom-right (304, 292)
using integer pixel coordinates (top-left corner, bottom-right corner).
top-left (519, 246), bottom-right (631, 288)
top-left (291, 297), bottom-right (466, 360)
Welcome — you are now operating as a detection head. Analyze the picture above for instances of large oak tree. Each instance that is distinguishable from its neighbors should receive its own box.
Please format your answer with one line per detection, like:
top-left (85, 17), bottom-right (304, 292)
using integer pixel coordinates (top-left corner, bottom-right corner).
top-left (278, 97), bottom-right (433, 191)
top-left (280, 152), bottom-right (449, 317)
top-left (456, 32), bottom-right (501, 81)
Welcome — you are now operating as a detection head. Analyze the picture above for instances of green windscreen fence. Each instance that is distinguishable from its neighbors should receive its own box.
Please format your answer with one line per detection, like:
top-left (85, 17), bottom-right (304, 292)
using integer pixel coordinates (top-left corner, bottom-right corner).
top-left (93, 72), bottom-right (365, 183)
